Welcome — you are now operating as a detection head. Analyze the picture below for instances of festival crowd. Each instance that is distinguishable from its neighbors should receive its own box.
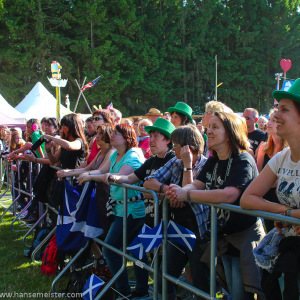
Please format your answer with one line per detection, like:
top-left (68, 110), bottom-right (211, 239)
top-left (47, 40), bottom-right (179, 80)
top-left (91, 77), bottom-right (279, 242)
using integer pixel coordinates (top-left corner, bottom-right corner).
top-left (1, 79), bottom-right (300, 300)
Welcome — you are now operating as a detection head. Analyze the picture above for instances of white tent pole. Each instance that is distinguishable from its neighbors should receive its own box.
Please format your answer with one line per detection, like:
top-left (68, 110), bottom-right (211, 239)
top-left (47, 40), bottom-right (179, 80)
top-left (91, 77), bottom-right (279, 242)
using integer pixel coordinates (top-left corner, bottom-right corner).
top-left (74, 78), bottom-right (93, 114)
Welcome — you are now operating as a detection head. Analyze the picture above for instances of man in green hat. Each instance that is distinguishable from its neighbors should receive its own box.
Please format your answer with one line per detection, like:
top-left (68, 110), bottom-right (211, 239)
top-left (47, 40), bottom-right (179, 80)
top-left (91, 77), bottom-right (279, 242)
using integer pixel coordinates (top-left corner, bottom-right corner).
top-left (104, 117), bottom-right (176, 227)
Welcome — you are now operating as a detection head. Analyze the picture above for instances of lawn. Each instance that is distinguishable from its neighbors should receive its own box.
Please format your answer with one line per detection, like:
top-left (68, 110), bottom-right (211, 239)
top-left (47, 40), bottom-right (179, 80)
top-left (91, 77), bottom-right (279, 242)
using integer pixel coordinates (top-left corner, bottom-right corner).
top-left (0, 190), bottom-right (65, 300)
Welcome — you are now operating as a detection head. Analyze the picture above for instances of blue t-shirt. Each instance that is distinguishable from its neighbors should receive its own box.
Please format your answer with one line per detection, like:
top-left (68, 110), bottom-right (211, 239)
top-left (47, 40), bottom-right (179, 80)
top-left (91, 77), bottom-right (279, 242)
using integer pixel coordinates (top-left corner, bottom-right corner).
top-left (109, 147), bottom-right (145, 218)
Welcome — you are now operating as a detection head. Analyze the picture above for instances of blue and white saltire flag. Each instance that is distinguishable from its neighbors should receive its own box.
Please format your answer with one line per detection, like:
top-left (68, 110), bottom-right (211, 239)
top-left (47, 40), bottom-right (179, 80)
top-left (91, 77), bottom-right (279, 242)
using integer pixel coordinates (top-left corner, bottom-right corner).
top-left (281, 80), bottom-right (294, 91)
top-left (56, 180), bottom-right (104, 251)
top-left (127, 224), bottom-right (151, 259)
top-left (167, 220), bottom-right (196, 252)
top-left (82, 274), bottom-right (105, 300)
top-left (138, 221), bottom-right (162, 252)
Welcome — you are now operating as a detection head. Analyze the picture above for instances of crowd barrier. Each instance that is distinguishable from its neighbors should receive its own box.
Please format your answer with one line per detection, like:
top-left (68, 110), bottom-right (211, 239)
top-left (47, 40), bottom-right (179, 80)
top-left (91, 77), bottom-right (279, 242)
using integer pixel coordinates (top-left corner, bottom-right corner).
top-left (1, 155), bottom-right (300, 299)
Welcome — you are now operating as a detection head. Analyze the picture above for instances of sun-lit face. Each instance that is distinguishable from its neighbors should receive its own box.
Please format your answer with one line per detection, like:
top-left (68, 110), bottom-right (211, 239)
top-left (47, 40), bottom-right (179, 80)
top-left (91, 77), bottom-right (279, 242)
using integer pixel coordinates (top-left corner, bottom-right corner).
top-left (86, 121), bottom-right (95, 135)
top-left (44, 122), bottom-right (56, 135)
top-left (110, 129), bottom-right (125, 148)
top-left (243, 110), bottom-right (256, 132)
top-left (274, 99), bottom-right (300, 139)
top-left (92, 114), bottom-right (105, 130)
top-left (170, 112), bottom-right (182, 128)
top-left (26, 123), bottom-right (33, 135)
top-left (202, 111), bottom-right (213, 129)
top-left (207, 116), bottom-right (228, 152)
top-left (172, 143), bottom-right (182, 159)
top-left (149, 131), bottom-right (169, 157)
top-left (266, 114), bottom-right (277, 135)
top-left (138, 122), bottom-right (148, 137)
top-left (258, 118), bottom-right (267, 131)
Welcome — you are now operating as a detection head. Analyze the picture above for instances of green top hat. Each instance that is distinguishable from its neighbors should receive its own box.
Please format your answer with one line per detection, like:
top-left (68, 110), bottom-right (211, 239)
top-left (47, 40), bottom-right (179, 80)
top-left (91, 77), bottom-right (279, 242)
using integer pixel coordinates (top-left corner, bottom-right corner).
top-left (145, 118), bottom-right (175, 139)
top-left (167, 102), bottom-right (193, 123)
top-left (273, 78), bottom-right (300, 103)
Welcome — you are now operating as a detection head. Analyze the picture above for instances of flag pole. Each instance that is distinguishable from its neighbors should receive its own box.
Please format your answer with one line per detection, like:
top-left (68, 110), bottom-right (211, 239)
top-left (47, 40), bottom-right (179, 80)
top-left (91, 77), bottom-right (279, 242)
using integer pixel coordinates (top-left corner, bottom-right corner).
top-left (74, 77), bottom-right (87, 112)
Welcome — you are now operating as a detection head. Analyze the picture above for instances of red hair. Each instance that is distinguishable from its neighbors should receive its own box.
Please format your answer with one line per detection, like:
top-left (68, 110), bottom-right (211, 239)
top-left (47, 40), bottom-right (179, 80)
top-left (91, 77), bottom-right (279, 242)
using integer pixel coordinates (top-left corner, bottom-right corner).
top-left (115, 124), bottom-right (138, 151)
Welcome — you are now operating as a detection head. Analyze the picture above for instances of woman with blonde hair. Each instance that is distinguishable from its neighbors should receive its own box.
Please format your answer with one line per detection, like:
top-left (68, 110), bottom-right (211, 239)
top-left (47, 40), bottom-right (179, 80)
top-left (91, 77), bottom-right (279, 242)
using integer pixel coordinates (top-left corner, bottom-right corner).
top-left (167, 112), bottom-right (265, 300)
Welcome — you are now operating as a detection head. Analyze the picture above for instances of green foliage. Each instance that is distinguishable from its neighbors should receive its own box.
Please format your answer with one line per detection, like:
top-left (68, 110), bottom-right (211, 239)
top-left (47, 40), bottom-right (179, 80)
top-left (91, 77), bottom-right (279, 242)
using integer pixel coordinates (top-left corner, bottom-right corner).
top-left (0, 0), bottom-right (299, 115)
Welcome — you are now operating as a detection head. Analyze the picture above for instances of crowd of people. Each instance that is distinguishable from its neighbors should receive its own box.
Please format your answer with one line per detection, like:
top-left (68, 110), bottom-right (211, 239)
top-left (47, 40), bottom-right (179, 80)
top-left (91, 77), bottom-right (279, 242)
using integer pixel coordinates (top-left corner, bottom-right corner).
top-left (1, 79), bottom-right (300, 300)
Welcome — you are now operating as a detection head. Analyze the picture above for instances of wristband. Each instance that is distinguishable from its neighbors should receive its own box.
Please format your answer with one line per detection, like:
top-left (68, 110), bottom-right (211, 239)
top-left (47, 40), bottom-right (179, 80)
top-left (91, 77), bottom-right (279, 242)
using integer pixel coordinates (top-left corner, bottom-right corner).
top-left (284, 209), bottom-right (292, 217)
top-left (187, 190), bottom-right (191, 201)
top-left (159, 183), bottom-right (166, 194)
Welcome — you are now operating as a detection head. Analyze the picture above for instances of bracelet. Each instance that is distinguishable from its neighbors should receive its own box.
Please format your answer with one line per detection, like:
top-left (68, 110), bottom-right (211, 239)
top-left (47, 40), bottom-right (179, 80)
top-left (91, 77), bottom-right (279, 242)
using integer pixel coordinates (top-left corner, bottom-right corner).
top-left (159, 183), bottom-right (166, 194)
top-left (187, 190), bottom-right (191, 201)
top-left (284, 209), bottom-right (293, 217)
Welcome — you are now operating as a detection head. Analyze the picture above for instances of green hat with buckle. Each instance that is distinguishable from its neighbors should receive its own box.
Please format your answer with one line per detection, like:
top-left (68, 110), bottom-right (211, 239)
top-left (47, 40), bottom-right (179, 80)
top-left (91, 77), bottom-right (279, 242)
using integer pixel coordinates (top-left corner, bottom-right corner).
top-left (145, 118), bottom-right (175, 139)
top-left (273, 78), bottom-right (300, 103)
top-left (167, 102), bottom-right (193, 123)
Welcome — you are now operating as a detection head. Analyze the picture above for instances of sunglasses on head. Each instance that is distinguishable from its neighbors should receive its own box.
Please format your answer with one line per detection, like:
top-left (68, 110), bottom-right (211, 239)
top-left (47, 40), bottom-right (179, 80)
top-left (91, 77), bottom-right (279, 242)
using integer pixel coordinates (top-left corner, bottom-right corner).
top-left (92, 117), bottom-right (104, 122)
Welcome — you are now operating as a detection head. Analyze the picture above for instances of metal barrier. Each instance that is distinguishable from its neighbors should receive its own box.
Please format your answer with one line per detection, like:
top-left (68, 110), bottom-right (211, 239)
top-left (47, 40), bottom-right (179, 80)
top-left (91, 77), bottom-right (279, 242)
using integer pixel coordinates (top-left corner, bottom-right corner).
top-left (161, 199), bottom-right (300, 300)
top-left (2, 157), bottom-right (300, 299)
top-left (51, 181), bottom-right (160, 300)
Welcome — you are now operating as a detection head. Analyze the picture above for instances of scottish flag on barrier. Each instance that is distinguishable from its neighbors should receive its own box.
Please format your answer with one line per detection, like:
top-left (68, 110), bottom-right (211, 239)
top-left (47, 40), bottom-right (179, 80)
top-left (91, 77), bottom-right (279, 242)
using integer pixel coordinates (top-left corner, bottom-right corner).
top-left (56, 180), bottom-right (104, 251)
top-left (167, 220), bottom-right (196, 251)
top-left (82, 274), bottom-right (105, 300)
top-left (127, 224), bottom-right (151, 259)
top-left (138, 222), bottom-right (162, 252)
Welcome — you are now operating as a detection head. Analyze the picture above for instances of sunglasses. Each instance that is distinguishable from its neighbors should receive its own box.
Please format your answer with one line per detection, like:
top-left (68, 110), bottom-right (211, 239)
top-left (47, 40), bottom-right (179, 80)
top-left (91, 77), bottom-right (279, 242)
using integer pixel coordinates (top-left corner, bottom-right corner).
top-left (92, 117), bottom-right (104, 122)
top-left (111, 131), bottom-right (122, 136)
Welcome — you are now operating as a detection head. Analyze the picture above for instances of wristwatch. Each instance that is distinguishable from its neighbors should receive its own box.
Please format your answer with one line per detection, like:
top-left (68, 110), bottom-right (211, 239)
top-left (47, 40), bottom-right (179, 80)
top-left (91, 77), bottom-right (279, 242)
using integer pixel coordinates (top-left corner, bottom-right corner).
top-left (183, 167), bottom-right (192, 172)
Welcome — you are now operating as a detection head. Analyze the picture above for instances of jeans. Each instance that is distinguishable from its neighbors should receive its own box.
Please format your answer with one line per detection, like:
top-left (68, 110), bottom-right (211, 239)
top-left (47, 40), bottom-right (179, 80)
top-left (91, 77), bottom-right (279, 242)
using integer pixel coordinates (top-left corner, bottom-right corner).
top-left (158, 237), bottom-right (210, 299)
top-left (102, 215), bottom-right (148, 295)
top-left (222, 254), bottom-right (254, 300)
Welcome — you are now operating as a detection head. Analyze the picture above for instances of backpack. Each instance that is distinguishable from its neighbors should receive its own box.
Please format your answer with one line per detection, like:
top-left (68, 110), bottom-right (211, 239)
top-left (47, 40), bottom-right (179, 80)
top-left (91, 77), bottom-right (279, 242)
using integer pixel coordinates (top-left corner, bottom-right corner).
top-left (65, 269), bottom-right (91, 299)
top-left (26, 224), bottom-right (52, 260)
top-left (41, 235), bottom-right (58, 276)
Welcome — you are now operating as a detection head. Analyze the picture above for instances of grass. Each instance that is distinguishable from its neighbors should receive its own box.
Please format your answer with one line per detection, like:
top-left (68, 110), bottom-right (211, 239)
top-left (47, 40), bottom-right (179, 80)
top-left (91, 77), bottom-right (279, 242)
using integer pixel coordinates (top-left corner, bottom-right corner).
top-left (0, 188), bottom-right (65, 300)
top-left (0, 186), bottom-right (153, 299)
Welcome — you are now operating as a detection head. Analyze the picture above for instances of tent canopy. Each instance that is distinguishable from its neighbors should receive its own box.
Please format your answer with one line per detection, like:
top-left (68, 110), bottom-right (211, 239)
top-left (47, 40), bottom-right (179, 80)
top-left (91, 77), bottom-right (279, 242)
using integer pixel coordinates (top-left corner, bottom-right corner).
top-left (0, 112), bottom-right (26, 130)
top-left (0, 93), bottom-right (26, 123)
top-left (15, 82), bottom-right (70, 120)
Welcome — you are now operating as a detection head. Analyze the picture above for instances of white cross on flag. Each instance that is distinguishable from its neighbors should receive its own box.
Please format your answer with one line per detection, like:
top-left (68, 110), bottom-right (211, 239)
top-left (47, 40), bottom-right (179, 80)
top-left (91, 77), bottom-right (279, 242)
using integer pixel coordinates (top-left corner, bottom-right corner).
top-left (127, 224), bottom-right (151, 259)
top-left (82, 274), bottom-right (105, 300)
top-left (167, 220), bottom-right (196, 251)
top-left (138, 221), bottom-right (163, 252)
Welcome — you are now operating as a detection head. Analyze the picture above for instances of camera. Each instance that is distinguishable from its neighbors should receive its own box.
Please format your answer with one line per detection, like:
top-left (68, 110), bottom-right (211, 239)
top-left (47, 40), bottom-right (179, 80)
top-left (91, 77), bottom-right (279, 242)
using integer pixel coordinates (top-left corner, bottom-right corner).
top-left (25, 150), bottom-right (32, 155)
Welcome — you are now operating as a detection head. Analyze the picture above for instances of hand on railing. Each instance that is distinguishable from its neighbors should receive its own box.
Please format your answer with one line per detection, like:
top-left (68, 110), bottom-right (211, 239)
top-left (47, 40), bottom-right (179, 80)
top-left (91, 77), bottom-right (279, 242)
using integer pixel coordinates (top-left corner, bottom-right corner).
top-left (78, 172), bottom-right (92, 185)
top-left (24, 152), bottom-right (35, 162)
top-left (166, 184), bottom-right (186, 208)
top-left (57, 169), bottom-right (72, 180)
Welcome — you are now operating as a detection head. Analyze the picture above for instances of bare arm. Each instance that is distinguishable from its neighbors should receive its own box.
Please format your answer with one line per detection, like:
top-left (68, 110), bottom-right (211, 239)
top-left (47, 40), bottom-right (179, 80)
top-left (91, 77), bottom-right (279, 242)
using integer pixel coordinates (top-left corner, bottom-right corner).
top-left (256, 142), bottom-right (266, 173)
top-left (240, 165), bottom-right (290, 214)
top-left (43, 134), bottom-right (82, 151)
top-left (167, 181), bottom-right (242, 204)
top-left (108, 173), bottom-right (140, 185)
top-left (181, 146), bottom-right (194, 186)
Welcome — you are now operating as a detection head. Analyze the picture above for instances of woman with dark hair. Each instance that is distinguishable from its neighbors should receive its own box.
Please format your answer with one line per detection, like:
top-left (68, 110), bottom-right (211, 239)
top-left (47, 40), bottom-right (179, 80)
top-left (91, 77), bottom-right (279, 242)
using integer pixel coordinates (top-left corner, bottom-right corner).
top-left (78, 124), bottom-right (147, 299)
top-left (241, 79), bottom-right (300, 300)
top-left (167, 102), bottom-right (193, 128)
top-left (43, 113), bottom-right (88, 169)
top-left (167, 112), bottom-right (265, 300)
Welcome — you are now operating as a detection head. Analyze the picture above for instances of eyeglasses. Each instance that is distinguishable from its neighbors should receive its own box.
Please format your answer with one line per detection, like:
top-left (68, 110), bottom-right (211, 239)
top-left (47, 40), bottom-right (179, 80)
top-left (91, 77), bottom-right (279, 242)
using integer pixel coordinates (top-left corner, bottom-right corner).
top-left (203, 111), bottom-right (212, 115)
top-left (111, 131), bottom-right (122, 136)
top-left (92, 117), bottom-right (104, 122)
top-left (61, 125), bottom-right (67, 129)
top-left (173, 144), bottom-right (181, 150)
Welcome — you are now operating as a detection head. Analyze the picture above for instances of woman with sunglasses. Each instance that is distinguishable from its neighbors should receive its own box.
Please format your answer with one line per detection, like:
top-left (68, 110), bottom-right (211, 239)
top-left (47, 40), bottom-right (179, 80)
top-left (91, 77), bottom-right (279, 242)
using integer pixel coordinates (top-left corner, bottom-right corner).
top-left (82, 109), bottom-right (114, 167)
top-left (78, 124), bottom-right (148, 299)
top-left (241, 79), bottom-right (300, 300)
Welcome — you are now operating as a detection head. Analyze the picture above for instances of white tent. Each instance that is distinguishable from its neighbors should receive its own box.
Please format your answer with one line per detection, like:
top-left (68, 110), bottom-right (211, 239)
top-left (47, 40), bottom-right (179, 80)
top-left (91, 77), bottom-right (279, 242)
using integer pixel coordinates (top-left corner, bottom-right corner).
top-left (15, 82), bottom-right (70, 120)
top-left (0, 93), bottom-right (26, 123)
